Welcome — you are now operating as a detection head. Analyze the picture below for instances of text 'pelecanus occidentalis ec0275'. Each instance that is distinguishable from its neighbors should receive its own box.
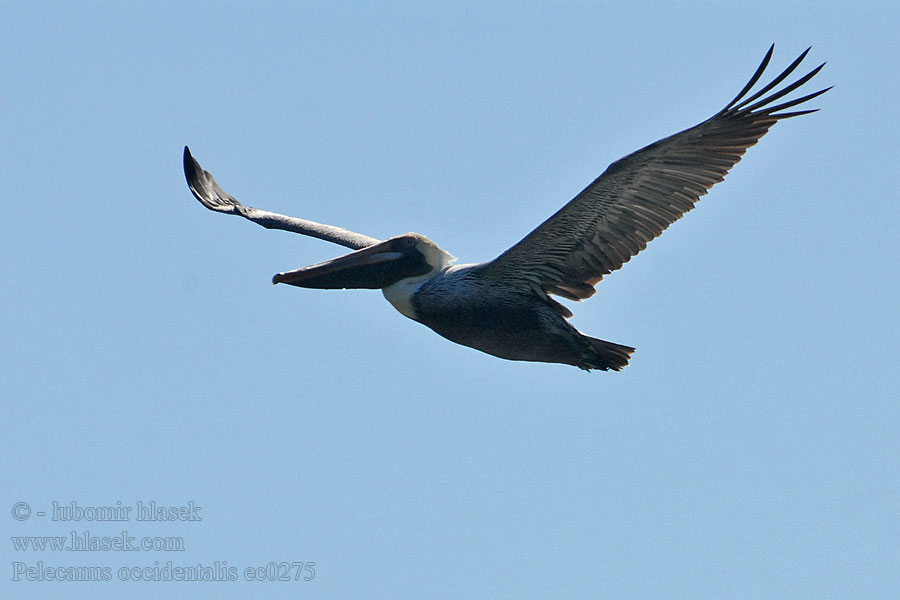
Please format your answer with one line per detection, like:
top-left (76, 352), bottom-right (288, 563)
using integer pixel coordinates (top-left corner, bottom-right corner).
top-left (184, 45), bottom-right (829, 371)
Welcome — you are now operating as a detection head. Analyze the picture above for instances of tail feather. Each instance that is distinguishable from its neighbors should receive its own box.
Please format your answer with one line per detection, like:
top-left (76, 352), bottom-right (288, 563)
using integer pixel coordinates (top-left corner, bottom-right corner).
top-left (585, 337), bottom-right (635, 371)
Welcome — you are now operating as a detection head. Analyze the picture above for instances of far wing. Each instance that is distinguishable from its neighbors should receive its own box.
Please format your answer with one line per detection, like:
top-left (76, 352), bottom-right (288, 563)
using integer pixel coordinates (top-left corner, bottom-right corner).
top-left (183, 147), bottom-right (380, 250)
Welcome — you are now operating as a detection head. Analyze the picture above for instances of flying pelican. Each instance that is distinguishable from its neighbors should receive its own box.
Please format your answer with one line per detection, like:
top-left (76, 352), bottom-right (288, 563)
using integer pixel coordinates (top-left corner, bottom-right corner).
top-left (184, 45), bottom-right (828, 371)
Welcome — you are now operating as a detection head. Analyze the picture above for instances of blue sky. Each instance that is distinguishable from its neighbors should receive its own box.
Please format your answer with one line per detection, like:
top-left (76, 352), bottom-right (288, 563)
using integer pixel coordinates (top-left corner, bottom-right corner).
top-left (3, 2), bottom-right (898, 598)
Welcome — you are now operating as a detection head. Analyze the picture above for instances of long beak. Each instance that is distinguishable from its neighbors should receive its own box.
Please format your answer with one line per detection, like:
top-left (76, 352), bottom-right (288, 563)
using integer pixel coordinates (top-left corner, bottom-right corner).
top-left (272, 238), bottom-right (430, 290)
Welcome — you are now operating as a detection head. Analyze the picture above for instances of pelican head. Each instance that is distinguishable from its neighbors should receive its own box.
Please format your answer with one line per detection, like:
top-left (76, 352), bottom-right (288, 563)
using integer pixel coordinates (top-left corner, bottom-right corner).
top-left (272, 232), bottom-right (455, 292)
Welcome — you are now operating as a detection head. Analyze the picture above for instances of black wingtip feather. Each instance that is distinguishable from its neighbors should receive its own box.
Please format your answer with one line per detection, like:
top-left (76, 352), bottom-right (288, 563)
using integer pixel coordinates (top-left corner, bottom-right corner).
top-left (732, 47), bottom-right (812, 111)
top-left (183, 145), bottom-right (201, 195)
top-left (721, 47), bottom-right (828, 121)
top-left (181, 146), bottom-right (243, 214)
top-left (764, 85), bottom-right (832, 116)
top-left (723, 44), bottom-right (775, 111)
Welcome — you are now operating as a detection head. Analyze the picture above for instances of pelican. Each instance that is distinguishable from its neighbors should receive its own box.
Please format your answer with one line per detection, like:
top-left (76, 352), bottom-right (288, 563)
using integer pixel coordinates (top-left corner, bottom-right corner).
top-left (184, 46), bottom-right (828, 371)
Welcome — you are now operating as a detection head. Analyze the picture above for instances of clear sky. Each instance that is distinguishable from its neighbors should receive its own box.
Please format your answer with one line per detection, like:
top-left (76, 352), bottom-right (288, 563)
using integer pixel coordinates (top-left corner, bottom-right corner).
top-left (3, 2), bottom-right (899, 598)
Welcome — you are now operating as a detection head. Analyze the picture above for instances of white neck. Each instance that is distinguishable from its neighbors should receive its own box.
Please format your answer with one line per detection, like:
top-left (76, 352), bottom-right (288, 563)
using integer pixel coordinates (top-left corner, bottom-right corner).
top-left (381, 235), bottom-right (456, 320)
top-left (382, 277), bottom-right (428, 320)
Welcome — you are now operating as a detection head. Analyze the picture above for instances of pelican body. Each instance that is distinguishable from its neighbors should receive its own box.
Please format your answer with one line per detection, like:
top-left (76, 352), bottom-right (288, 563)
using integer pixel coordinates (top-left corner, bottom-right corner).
top-left (184, 46), bottom-right (828, 371)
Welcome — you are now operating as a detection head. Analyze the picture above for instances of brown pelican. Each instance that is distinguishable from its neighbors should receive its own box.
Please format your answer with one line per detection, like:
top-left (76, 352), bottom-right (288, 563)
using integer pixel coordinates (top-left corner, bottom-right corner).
top-left (184, 46), bottom-right (828, 371)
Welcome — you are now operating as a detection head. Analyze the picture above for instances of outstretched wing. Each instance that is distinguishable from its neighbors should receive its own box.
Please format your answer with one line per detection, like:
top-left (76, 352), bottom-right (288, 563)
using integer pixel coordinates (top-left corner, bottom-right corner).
top-left (478, 45), bottom-right (829, 305)
top-left (183, 147), bottom-right (380, 250)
